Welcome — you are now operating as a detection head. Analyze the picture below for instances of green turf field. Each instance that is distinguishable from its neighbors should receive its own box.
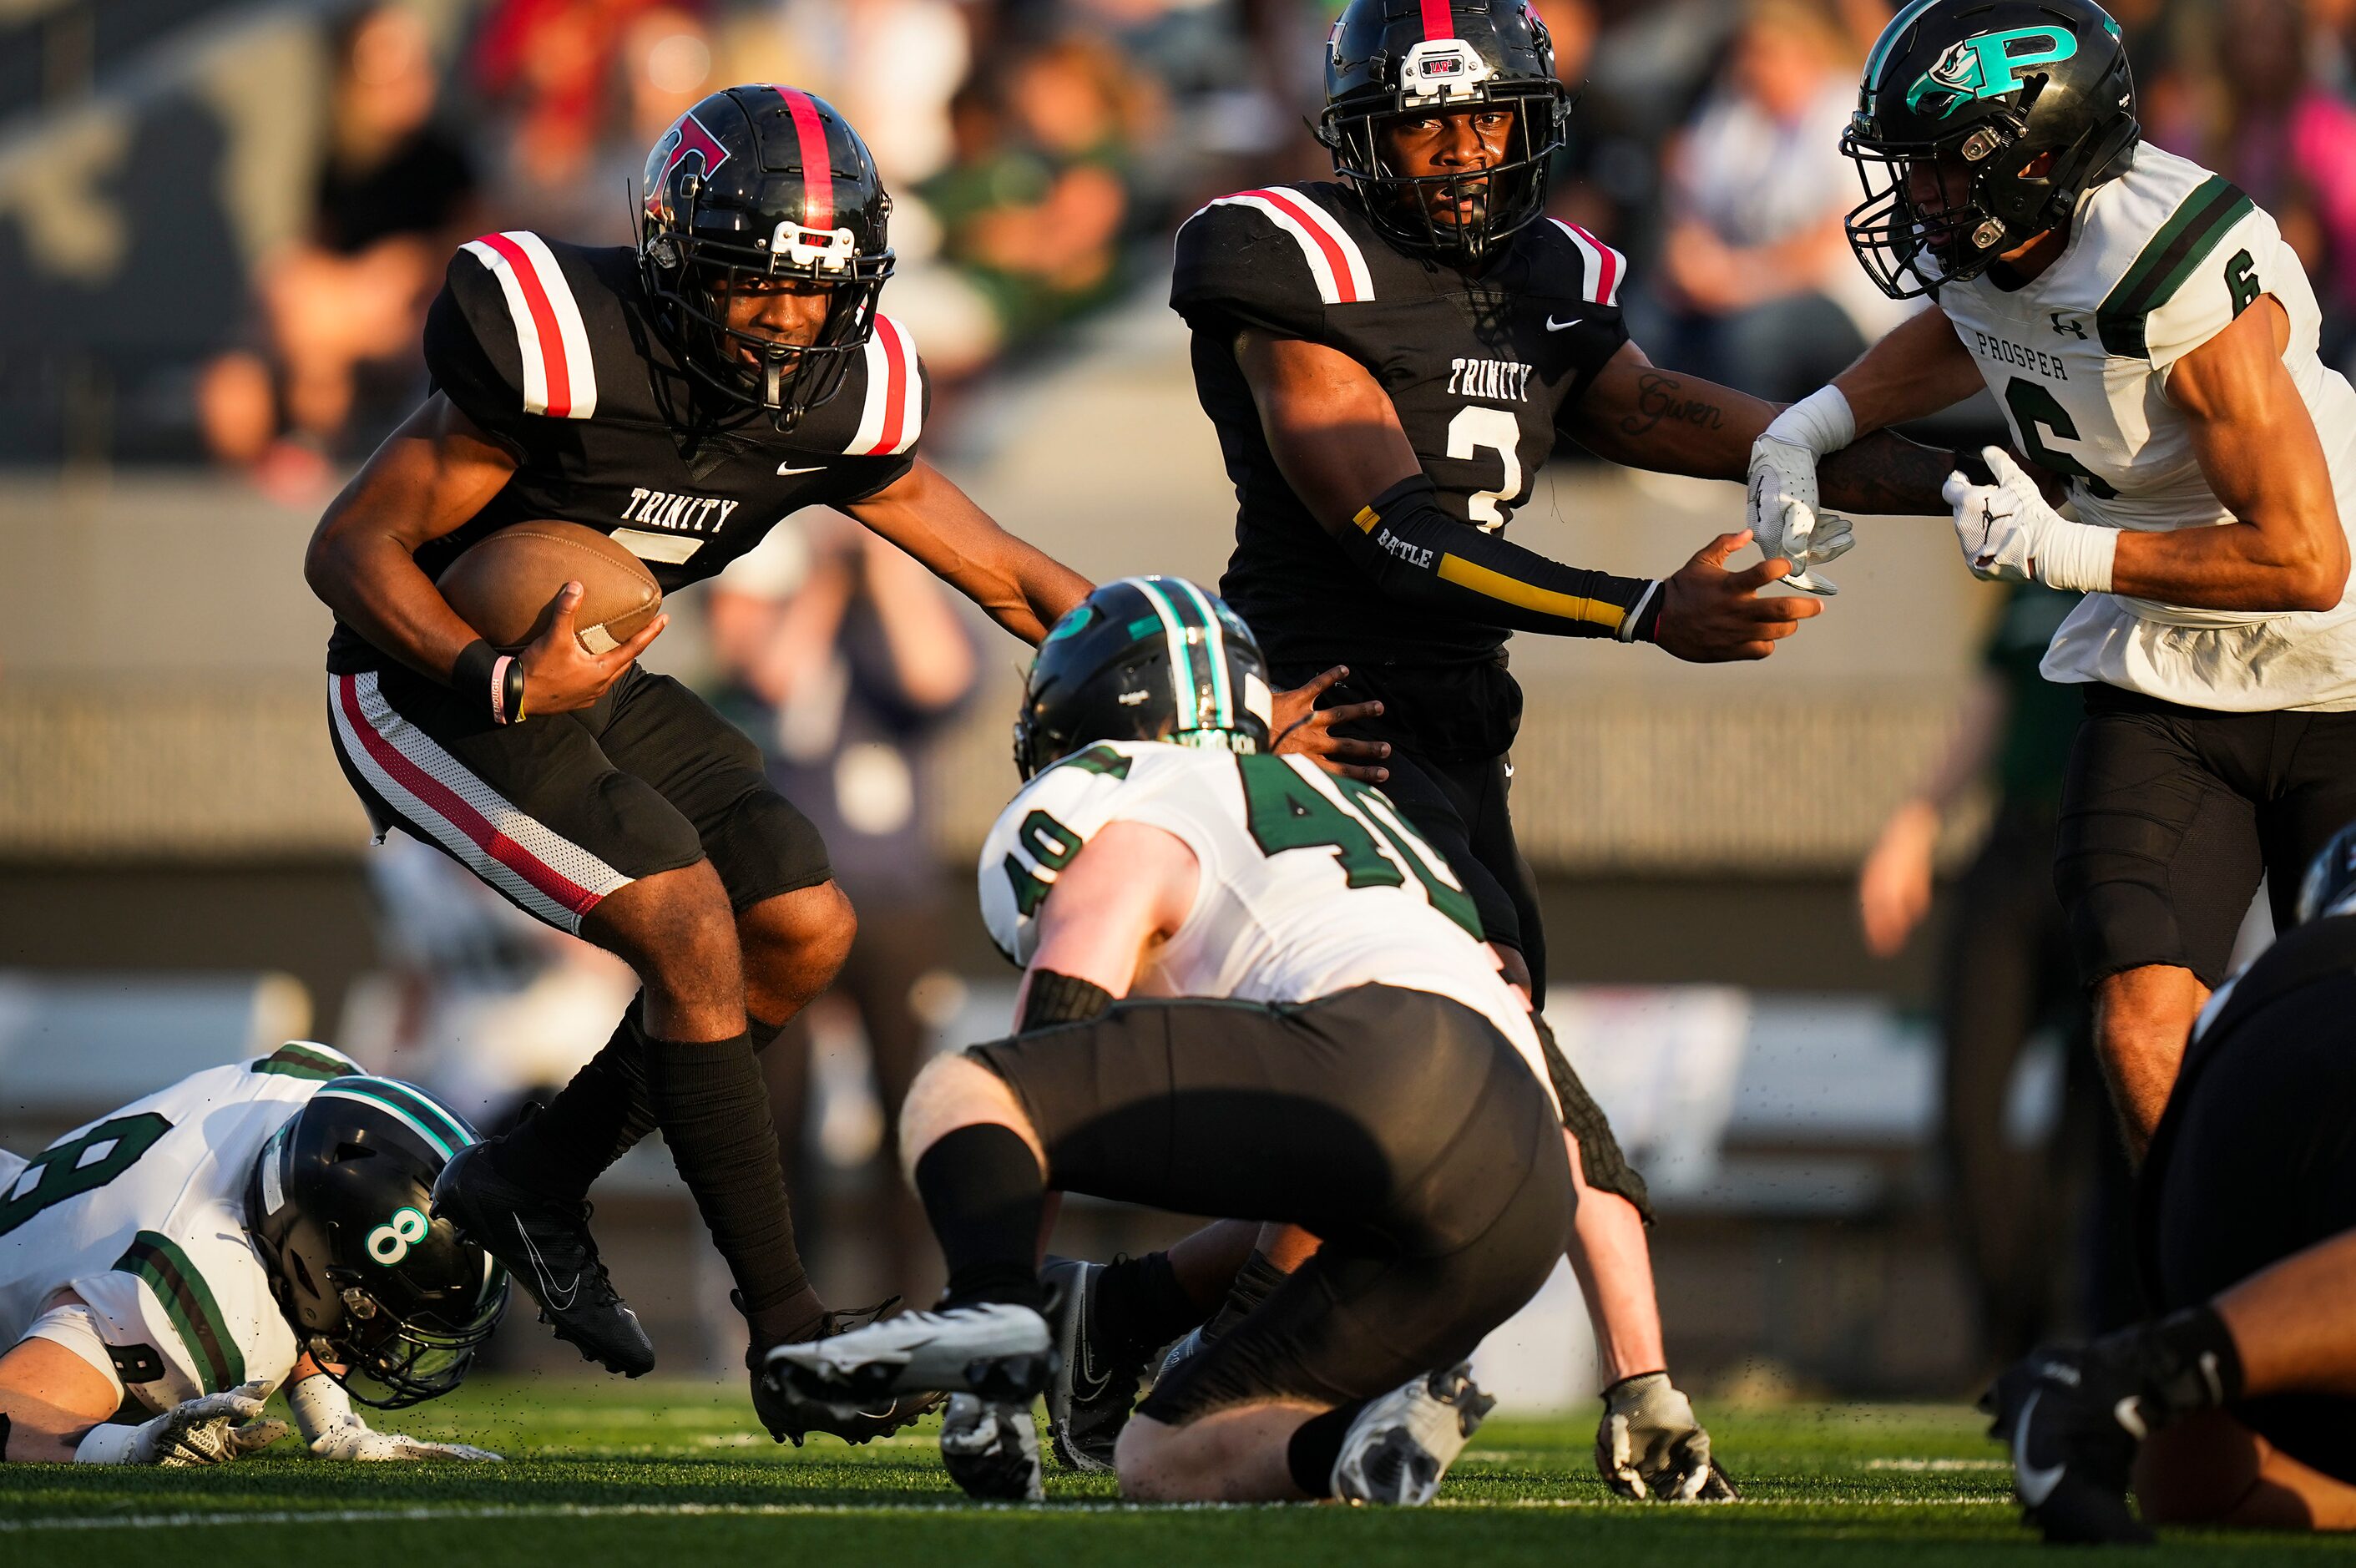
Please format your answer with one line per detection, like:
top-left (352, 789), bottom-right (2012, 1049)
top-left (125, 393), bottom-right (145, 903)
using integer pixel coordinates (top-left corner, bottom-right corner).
top-left (0, 1380), bottom-right (2339, 1564)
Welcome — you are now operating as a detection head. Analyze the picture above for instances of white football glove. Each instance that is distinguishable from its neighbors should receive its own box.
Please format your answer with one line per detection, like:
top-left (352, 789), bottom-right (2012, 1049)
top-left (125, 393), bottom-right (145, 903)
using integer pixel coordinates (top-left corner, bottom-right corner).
top-left (1748, 433), bottom-right (1857, 596)
top-left (1944, 446), bottom-right (2116, 592)
top-left (76, 1382), bottom-right (289, 1466)
top-left (286, 1369), bottom-right (502, 1462)
top-left (305, 1414), bottom-right (503, 1463)
top-left (1596, 1372), bottom-right (1738, 1502)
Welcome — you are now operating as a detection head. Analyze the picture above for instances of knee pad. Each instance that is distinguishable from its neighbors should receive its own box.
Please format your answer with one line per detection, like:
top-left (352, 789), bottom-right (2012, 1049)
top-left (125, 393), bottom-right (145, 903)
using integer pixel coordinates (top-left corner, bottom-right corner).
top-left (1533, 1014), bottom-right (1652, 1225)
top-left (707, 781), bottom-right (834, 913)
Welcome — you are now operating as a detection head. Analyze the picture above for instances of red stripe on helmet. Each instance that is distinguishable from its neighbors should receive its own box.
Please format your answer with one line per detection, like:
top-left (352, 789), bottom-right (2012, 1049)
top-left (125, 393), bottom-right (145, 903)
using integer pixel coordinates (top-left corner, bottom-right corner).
top-left (1247, 189), bottom-right (1363, 304)
top-left (867, 316), bottom-right (909, 454)
top-left (776, 87), bottom-right (834, 232)
top-left (1419, 0), bottom-right (1453, 41)
top-left (478, 232), bottom-right (574, 417)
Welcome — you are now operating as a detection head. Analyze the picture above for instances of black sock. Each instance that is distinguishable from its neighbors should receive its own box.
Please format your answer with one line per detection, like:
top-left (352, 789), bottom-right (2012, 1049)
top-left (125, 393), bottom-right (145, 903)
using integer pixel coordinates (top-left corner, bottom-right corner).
top-left (1203, 1250), bottom-right (1292, 1345)
top-left (1094, 1252), bottom-right (1203, 1363)
top-left (488, 1006), bottom-right (799, 1206)
top-left (1285, 1401), bottom-right (1372, 1498)
top-left (913, 1124), bottom-right (1047, 1311)
top-left (640, 1032), bottom-right (824, 1348)
top-left (489, 999), bottom-right (656, 1201)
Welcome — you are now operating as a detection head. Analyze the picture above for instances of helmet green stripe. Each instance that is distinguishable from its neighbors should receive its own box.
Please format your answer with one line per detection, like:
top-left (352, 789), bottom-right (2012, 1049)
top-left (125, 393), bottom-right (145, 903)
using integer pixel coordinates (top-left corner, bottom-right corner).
top-left (1170, 576), bottom-right (1235, 730)
top-left (1130, 576), bottom-right (1210, 731)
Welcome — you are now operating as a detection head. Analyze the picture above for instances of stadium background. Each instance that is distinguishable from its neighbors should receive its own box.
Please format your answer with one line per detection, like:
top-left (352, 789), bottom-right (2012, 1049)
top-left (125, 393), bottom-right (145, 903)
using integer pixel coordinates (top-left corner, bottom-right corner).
top-left (1, 0), bottom-right (2347, 1406)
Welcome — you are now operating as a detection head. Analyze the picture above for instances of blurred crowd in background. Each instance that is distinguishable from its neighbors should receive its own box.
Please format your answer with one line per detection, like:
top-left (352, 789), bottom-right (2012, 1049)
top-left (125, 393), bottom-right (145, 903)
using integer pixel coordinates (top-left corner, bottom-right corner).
top-left (169, 0), bottom-right (2356, 492)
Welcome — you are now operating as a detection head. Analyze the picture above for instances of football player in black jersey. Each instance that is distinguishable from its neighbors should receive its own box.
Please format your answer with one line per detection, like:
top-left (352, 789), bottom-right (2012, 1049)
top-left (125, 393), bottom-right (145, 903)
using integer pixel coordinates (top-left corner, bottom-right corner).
top-left (1158, 0), bottom-right (1967, 1501)
top-left (301, 85), bottom-right (1121, 1444)
top-left (1985, 821), bottom-right (2356, 1541)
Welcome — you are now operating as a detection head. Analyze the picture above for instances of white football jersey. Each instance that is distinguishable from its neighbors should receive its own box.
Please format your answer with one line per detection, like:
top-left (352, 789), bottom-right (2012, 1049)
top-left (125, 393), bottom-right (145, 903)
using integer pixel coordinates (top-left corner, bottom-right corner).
top-left (1938, 142), bottom-right (2356, 710)
top-left (978, 741), bottom-right (1559, 1110)
top-left (0, 1043), bottom-right (356, 1412)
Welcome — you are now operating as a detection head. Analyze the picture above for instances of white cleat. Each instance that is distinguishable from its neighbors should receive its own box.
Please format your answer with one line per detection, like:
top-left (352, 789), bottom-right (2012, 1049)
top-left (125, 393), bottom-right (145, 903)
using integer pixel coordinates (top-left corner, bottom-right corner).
top-left (1332, 1362), bottom-right (1496, 1506)
top-left (764, 1301), bottom-right (1056, 1406)
top-left (940, 1393), bottom-right (1045, 1501)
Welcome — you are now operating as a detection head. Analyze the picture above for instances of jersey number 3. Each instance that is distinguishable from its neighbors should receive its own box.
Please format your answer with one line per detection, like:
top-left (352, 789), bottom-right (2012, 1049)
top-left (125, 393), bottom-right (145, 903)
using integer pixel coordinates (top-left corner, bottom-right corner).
top-left (0, 1113), bottom-right (172, 1238)
top-left (1448, 407), bottom-right (1523, 532)
top-left (1237, 756), bottom-right (1483, 938)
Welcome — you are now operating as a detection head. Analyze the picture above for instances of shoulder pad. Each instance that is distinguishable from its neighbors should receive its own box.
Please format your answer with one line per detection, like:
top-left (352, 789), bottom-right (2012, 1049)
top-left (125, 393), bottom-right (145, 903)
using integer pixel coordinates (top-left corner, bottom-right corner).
top-left (842, 314), bottom-right (927, 456)
top-left (451, 231), bottom-right (602, 418)
top-left (1541, 218), bottom-right (1628, 307)
top-left (976, 743), bottom-right (1155, 964)
top-left (2095, 173), bottom-right (2263, 363)
top-left (249, 1041), bottom-right (360, 1082)
top-left (77, 1222), bottom-right (296, 1406)
top-left (1173, 186), bottom-right (1372, 332)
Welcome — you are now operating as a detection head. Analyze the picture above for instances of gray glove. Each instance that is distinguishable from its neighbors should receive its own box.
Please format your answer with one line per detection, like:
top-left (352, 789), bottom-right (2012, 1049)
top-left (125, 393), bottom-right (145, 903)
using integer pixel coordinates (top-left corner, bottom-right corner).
top-left (76, 1383), bottom-right (289, 1466)
top-left (1595, 1372), bottom-right (1738, 1501)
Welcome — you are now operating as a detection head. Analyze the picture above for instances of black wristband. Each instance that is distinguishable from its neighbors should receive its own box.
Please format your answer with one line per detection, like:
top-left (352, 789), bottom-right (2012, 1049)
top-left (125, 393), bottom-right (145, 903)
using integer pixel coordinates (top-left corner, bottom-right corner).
top-left (1019, 969), bottom-right (1114, 1031)
top-left (503, 655), bottom-right (528, 725)
top-left (452, 639), bottom-right (501, 713)
top-left (1625, 581), bottom-right (1667, 645)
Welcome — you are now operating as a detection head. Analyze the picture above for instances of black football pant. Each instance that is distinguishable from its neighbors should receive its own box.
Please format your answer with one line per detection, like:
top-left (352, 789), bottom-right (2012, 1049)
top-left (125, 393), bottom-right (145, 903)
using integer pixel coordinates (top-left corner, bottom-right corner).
top-left (968, 984), bottom-right (1573, 1421)
top-left (2141, 965), bottom-right (2356, 1485)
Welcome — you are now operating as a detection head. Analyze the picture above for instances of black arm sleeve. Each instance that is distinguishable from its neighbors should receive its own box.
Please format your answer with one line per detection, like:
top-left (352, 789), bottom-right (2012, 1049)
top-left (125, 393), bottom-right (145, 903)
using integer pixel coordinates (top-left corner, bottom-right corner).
top-left (1019, 969), bottom-right (1114, 1032)
top-left (1339, 474), bottom-right (1665, 642)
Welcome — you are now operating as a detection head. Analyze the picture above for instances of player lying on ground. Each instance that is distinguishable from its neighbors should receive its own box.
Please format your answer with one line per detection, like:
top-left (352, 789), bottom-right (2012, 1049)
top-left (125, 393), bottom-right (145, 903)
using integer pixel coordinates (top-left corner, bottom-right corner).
top-left (303, 83), bottom-right (1381, 1443)
top-left (0, 1044), bottom-right (503, 1464)
top-left (768, 577), bottom-right (1575, 1505)
top-left (1752, 0), bottom-right (2356, 1158)
top-left (1988, 819), bottom-right (2356, 1541)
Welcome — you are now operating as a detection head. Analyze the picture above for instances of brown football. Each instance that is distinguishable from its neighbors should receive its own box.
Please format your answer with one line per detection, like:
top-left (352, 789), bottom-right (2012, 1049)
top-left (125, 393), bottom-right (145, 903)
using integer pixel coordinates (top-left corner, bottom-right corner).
top-left (437, 521), bottom-right (662, 655)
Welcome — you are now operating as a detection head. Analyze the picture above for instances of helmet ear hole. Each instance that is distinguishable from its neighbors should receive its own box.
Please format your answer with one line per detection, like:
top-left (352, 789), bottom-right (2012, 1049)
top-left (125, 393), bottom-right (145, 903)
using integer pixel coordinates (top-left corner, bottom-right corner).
top-left (335, 1141), bottom-right (374, 1163)
top-left (290, 1250), bottom-right (318, 1297)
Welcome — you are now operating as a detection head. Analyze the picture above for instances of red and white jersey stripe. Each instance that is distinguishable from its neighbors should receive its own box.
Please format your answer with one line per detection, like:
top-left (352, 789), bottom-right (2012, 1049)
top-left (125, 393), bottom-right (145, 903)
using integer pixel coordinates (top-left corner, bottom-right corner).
top-left (1547, 218), bottom-right (1625, 308)
top-left (1201, 190), bottom-right (1376, 306)
top-left (846, 314), bottom-right (923, 457)
top-left (330, 673), bottom-right (629, 932)
top-left (459, 230), bottom-right (600, 419)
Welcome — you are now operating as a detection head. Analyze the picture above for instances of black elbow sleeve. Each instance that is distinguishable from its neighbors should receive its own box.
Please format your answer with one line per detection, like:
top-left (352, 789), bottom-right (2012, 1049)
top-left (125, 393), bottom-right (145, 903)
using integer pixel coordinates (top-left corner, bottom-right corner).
top-left (1019, 969), bottom-right (1114, 1032)
top-left (1337, 475), bottom-right (1664, 642)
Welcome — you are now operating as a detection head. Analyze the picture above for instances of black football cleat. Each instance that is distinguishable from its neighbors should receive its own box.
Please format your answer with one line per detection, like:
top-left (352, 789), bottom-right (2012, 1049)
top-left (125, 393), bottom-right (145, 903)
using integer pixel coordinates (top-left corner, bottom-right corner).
top-left (1984, 1348), bottom-right (2155, 1545)
top-left (430, 1141), bottom-right (655, 1377)
top-left (750, 1297), bottom-right (943, 1446)
top-left (1040, 1257), bottom-right (1148, 1473)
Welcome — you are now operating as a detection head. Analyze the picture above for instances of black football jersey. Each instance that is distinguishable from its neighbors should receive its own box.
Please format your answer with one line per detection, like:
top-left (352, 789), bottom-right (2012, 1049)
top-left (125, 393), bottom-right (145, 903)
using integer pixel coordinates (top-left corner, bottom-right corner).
top-left (1170, 182), bottom-right (1630, 676)
top-left (326, 230), bottom-right (929, 673)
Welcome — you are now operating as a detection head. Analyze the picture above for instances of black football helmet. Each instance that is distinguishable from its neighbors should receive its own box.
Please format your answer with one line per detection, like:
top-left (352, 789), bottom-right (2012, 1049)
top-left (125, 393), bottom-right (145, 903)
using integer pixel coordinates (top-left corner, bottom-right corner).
top-left (639, 83), bottom-right (896, 428)
top-left (2295, 820), bottom-right (2356, 927)
top-left (1317, 0), bottom-right (1570, 264)
top-left (1844, 0), bottom-right (2139, 297)
top-left (1013, 577), bottom-right (1275, 780)
top-left (245, 1073), bottom-right (508, 1410)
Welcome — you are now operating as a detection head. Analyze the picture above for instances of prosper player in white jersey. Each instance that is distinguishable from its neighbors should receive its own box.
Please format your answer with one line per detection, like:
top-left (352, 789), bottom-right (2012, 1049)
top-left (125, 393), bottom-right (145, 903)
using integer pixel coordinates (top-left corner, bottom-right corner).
top-left (768, 577), bottom-right (1578, 1505)
top-left (1749, 0), bottom-right (2356, 1154)
top-left (0, 1045), bottom-right (503, 1464)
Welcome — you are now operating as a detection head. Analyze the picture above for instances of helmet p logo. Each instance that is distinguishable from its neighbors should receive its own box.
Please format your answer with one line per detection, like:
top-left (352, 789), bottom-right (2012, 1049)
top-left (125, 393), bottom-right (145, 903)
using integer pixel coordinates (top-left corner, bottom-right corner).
top-left (1905, 27), bottom-right (2079, 119)
top-left (367, 1205), bottom-right (432, 1267)
top-left (650, 110), bottom-right (732, 200)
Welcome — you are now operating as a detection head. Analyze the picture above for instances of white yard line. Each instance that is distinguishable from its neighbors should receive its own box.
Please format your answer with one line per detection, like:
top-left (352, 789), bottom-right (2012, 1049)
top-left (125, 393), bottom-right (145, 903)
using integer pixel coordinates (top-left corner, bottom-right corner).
top-left (0, 1495), bottom-right (2015, 1531)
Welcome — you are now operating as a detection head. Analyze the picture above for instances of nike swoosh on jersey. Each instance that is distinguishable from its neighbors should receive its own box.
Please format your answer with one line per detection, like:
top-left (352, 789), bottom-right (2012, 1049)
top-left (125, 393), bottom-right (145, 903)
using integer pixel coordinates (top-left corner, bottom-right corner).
top-left (777, 463), bottom-right (827, 476)
top-left (2013, 1390), bottom-right (2068, 1507)
top-left (1545, 316), bottom-right (1584, 331)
